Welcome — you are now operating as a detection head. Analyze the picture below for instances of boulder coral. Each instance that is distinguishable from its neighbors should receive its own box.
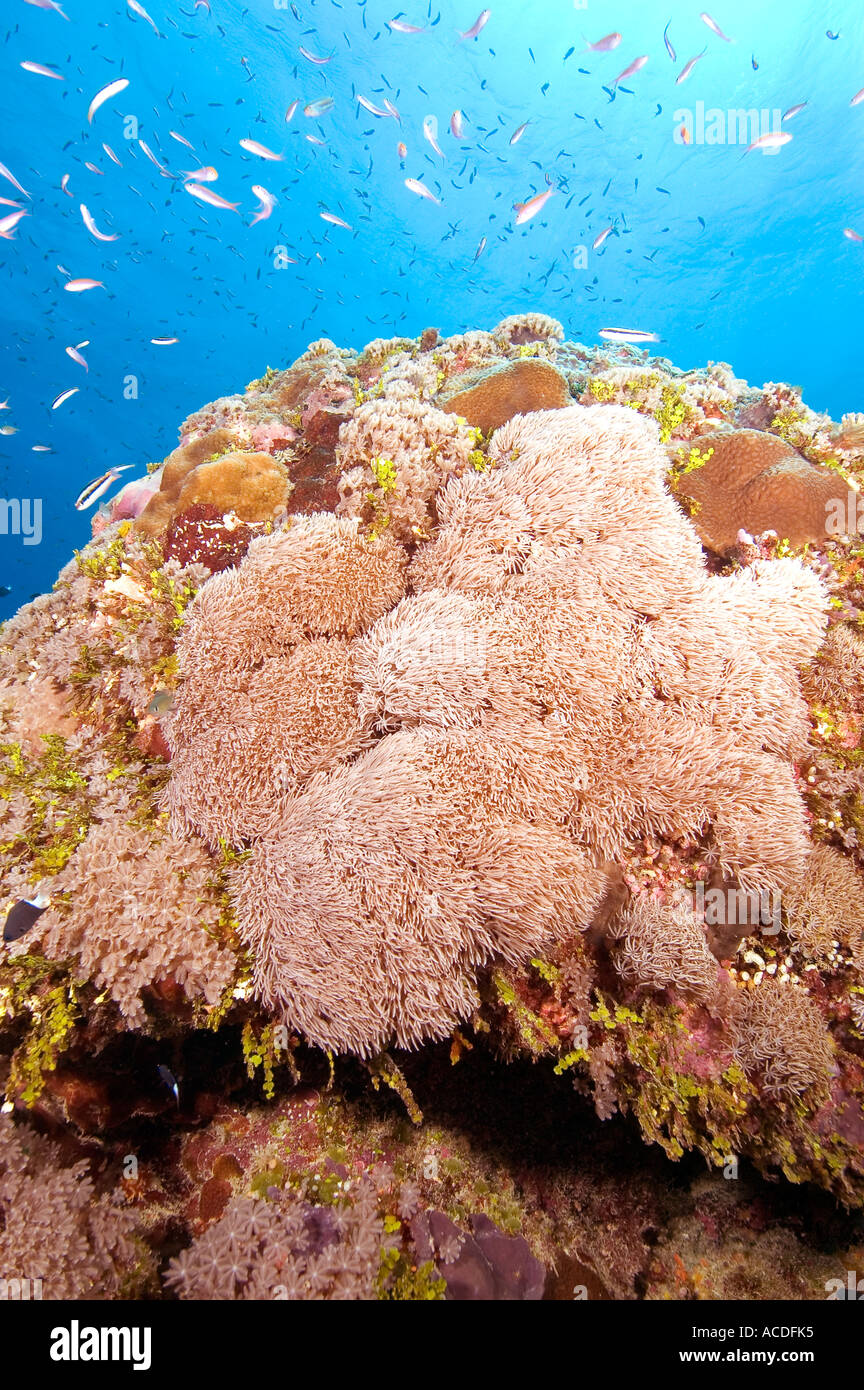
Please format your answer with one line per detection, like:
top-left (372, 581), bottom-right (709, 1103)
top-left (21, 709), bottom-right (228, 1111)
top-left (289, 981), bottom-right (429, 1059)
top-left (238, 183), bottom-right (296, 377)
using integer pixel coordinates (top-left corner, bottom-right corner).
top-left (673, 428), bottom-right (844, 553)
top-left (438, 358), bottom-right (572, 434)
top-left (137, 445), bottom-right (291, 537)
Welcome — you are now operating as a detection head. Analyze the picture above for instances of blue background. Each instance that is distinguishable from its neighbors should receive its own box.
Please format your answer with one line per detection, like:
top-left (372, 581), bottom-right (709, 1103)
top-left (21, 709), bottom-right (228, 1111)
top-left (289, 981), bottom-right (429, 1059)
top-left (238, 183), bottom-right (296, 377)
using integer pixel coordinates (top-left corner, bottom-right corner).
top-left (0, 0), bottom-right (861, 614)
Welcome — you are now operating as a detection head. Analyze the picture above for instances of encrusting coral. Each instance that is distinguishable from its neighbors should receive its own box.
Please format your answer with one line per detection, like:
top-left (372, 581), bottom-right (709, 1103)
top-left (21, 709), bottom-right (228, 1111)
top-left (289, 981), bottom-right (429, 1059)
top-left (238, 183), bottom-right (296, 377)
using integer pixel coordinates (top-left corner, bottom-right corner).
top-left (2, 310), bottom-right (864, 1284)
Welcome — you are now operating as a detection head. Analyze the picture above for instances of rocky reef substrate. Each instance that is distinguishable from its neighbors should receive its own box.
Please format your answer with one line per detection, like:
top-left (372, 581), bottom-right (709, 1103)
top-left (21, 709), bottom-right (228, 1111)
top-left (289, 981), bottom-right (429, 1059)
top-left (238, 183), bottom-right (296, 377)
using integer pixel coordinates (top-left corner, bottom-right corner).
top-left (2, 313), bottom-right (863, 1300)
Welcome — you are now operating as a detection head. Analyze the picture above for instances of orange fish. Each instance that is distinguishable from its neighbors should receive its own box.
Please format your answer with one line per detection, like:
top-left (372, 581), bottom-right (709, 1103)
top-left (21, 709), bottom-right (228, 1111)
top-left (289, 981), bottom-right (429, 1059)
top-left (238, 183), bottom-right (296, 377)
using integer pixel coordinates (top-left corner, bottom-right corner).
top-left (513, 187), bottom-right (556, 225)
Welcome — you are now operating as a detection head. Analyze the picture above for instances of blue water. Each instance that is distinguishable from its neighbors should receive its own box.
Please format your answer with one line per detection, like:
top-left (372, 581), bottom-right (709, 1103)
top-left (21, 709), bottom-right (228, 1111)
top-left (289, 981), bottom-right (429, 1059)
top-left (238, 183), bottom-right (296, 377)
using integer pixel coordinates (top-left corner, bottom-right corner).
top-left (0, 0), bottom-right (861, 616)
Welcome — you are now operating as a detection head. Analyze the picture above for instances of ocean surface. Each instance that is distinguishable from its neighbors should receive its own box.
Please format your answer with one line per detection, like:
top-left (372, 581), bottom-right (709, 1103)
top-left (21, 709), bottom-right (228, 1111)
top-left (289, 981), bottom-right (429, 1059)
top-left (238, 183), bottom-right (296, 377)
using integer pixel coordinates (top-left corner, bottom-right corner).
top-left (0, 0), bottom-right (861, 615)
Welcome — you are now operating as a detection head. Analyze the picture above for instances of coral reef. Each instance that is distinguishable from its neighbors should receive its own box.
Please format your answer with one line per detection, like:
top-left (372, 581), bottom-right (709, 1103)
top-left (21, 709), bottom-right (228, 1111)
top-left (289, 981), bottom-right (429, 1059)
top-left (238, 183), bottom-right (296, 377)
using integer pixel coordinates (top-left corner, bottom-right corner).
top-left (167, 403), bottom-right (827, 1059)
top-left (1, 313), bottom-right (864, 1302)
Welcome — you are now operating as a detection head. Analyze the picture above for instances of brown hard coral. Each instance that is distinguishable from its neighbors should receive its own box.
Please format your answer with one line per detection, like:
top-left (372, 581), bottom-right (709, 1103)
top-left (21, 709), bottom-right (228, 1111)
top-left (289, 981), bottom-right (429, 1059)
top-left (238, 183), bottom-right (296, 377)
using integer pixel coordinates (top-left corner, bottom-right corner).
top-left (674, 428), bottom-right (845, 553)
top-left (438, 358), bottom-right (571, 434)
top-left (136, 429), bottom-right (240, 534)
top-left (138, 450), bottom-right (290, 537)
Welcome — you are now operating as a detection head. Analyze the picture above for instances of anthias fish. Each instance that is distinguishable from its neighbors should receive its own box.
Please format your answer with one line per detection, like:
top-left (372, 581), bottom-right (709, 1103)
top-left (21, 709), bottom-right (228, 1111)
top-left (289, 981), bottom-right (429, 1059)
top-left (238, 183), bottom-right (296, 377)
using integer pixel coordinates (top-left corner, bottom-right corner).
top-left (513, 188), bottom-right (557, 224)
top-left (744, 131), bottom-right (793, 153)
top-left (184, 183), bottom-right (240, 211)
top-left (459, 9), bottom-right (491, 41)
top-left (239, 138), bottom-right (283, 161)
top-left (587, 33), bottom-right (621, 53)
top-left (676, 51), bottom-right (706, 84)
top-left (700, 11), bottom-right (732, 41)
top-left (613, 55), bottom-right (648, 86)
top-left (20, 61), bottom-right (64, 79)
top-left (81, 204), bottom-right (119, 241)
top-left (88, 78), bottom-right (130, 123)
top-left (404, 177), bottom-right (441, 203)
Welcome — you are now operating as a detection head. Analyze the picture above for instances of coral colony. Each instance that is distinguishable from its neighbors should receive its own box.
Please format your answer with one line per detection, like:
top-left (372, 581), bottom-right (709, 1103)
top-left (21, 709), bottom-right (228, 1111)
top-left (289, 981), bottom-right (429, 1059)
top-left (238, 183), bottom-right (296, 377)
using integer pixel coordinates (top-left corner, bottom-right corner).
top-left (2, 312), bottom-right (864, 1300)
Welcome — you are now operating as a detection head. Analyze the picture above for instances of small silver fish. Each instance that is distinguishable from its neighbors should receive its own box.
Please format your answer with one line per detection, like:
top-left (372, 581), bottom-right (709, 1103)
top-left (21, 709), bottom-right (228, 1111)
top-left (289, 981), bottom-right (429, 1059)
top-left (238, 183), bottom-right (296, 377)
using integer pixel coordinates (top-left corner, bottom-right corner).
top-left (157, 1064), bottom-right (180, 1105)
top-left (676, 50), bottom-right (706, 85)
top-left (74, 465), bottom-right (133, 510)
top-left (700, 11), bottom-right (732, 42)
top-left (598, 327), bottom-right (660, 345)
top-left (147, 689), bottom-right (174, 716)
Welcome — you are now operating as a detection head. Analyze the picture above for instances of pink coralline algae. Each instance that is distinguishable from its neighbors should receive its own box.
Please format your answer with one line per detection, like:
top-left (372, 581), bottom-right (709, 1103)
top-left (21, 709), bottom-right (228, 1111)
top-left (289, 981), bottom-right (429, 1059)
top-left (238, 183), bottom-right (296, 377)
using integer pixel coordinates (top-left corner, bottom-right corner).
top-left (91, 471), bottom-right (161, 536)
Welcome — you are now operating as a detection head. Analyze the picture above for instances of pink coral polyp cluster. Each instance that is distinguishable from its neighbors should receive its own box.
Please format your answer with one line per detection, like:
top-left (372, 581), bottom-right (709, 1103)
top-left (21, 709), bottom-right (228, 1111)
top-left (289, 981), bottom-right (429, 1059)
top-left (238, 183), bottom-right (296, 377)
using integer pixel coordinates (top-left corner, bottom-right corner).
top-left (166, 403), bottom-right (829, 1055)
